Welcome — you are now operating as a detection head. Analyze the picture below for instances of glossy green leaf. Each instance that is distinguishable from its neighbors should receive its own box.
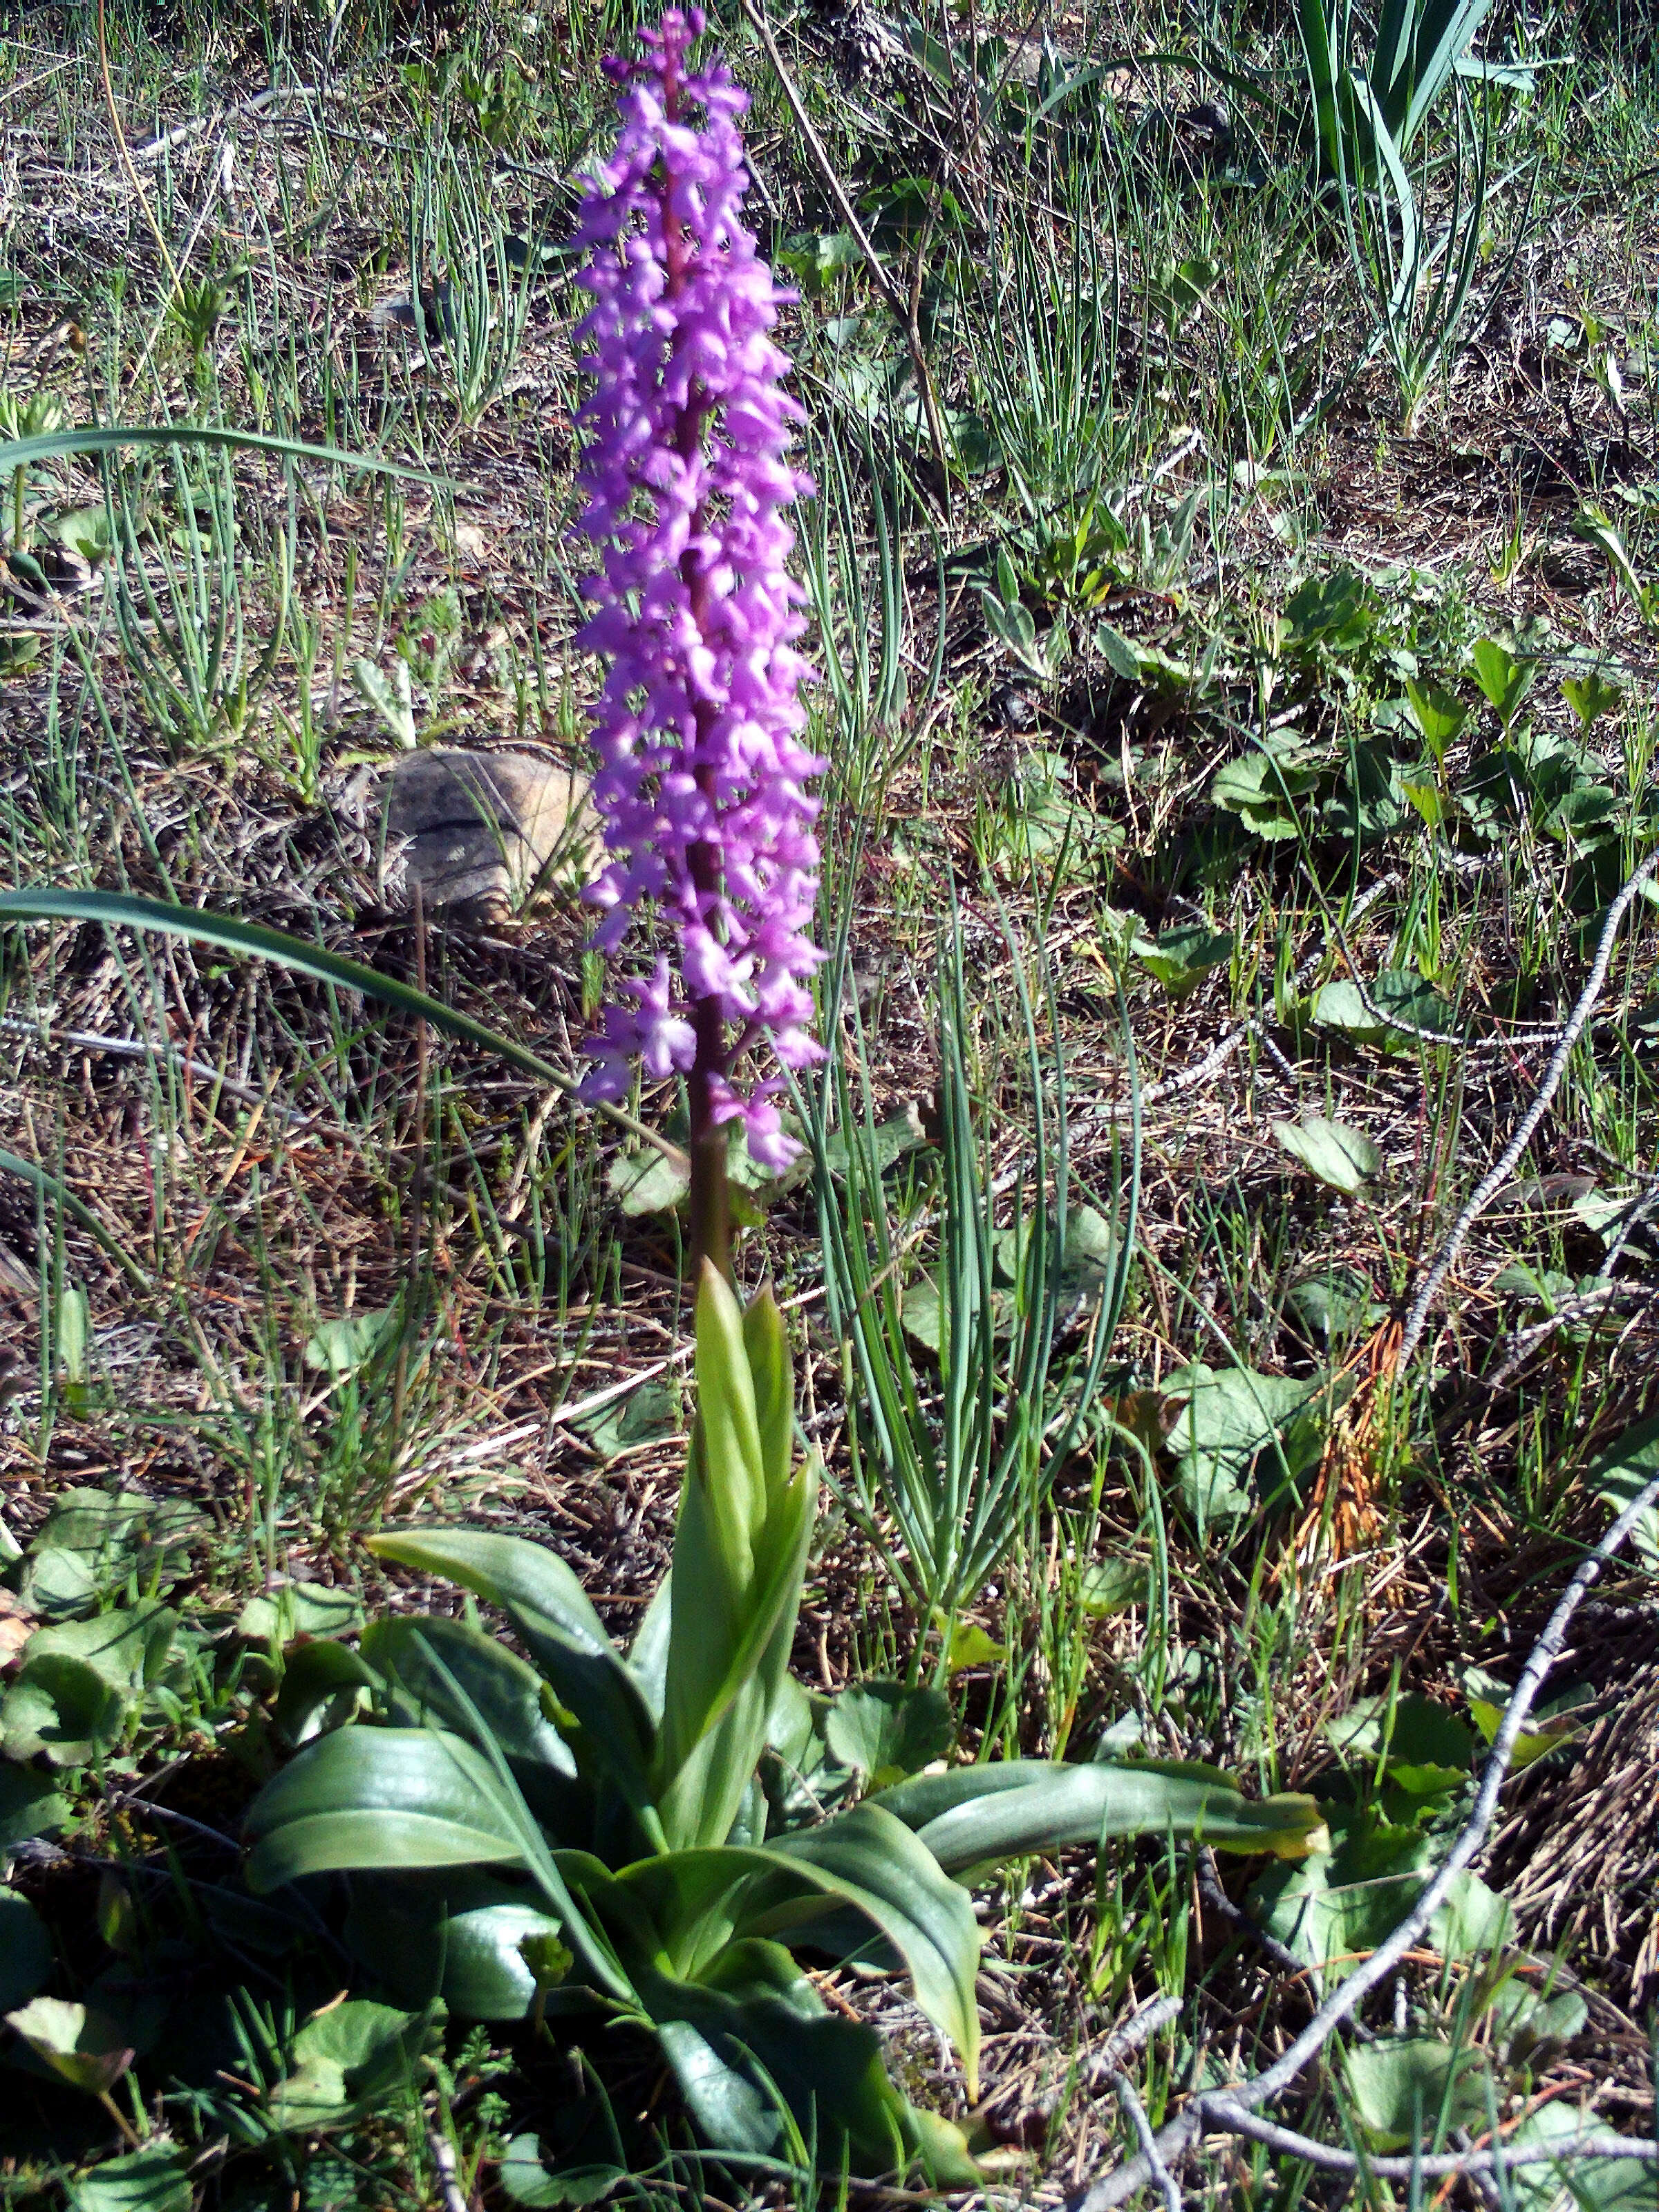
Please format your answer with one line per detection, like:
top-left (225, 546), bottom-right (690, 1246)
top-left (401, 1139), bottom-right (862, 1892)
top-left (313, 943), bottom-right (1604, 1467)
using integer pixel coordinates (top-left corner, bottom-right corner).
top-left (368, 1529), bottom-right (657, 1823)
top-left (655, 1438), bottom-right (815, 1851)
top-left (2, 1651), bottom-right (127, 1765)
top-left (615, 1804), bottom-right (982, 2094)
top-left (743, 1284), bottom-right (794, 1497)
top-left (270, 1638), bottom-right (381, 1747)
top-left (344, 1871), bottom-right (570, 2021)
top-left (1271, 1114), bottom-right (1382, 1194)
top-left (243, 1725), bottom-right (528, 1890)
top-left (3, 1997), bottom-right (133, 2094)
top-left (691, 1262), bottom-right (767, 1591)
top-left (638, 1942), bottom-right (979, 2181)
top-left (1343, 2036), bottom-right (1489, 2150)
top-left (874, 1758), bottom-right (1329, 1874)
top-left (66, 2146), bottom-right (193, 2212)
top-left (767, 1803), bottom-right (984, 2099)
top-left (656, 1270), bottom-right (817, 1850)
top-left (824, 1681), bottom-right (953, 1790)
top-left (364, 1616), bottom-right (574, 1774)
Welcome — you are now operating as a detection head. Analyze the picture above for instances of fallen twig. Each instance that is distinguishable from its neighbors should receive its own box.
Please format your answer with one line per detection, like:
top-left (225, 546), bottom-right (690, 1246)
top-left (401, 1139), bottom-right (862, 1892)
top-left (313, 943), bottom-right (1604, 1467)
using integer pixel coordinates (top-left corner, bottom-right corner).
top-left (1069, 1460), bottom-right (1659, 2210)
top-left (1398, 849), bottom-right (1659, 1367)
top-left (1089, 874), bottom-right (1399, 1123)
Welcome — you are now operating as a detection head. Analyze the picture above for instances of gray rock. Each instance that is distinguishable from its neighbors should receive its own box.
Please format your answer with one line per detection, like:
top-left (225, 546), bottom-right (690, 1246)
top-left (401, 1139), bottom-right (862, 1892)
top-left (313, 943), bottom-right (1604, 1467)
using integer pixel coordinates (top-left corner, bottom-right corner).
top-left (380, 748), bottom-right (596, 919)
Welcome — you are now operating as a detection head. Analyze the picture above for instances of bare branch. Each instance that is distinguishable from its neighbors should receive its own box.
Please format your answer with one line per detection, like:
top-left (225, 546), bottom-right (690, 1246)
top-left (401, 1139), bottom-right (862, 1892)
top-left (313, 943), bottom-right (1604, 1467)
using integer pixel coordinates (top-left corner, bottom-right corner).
top-left (1398, 849), bottom-right (1659, 1367)
top-left (1071, 1460), bottom-right (1659, 2211)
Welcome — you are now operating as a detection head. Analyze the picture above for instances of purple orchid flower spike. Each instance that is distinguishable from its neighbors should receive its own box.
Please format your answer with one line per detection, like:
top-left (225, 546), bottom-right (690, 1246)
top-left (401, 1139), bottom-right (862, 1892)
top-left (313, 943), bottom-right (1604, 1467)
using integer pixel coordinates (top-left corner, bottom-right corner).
top-left (570, 5), bottom-right (823, 1278)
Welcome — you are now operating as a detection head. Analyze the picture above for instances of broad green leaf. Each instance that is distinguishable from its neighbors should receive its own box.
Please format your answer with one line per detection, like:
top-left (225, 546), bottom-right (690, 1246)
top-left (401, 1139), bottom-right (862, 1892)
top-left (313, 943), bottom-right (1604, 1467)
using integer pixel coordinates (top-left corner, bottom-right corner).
top-left (944, 1621), bottom-right (1006, 1674)
top-left (3, 1997), bottom-right (133, 2094)
top-left (873, 1759), bottom-right (1329, 1875)
top-left (236, 1584), bottom-right (365, 1644)
top-left (1285, 568), bottom-right (1374, 655)
top-left (765, 1803), bottom-right (984, 2099)
top-left (637, 1942), bottom-right (979, 2180)
top-left (368, 1528), bottom-right (658, 1818)
top-left (0, 1765), bottom-right (69, 1849)
top-left (344, 1871), bottom-right (569, 2019)
top-left (498, 2138), bottom-right (628, 2209)
top-left (1404, 677), bottom-right (1468, 763)
top-left (1250, 1808), bottom-right (1509, 1990)
top-left (267, 1998), bottom-right (431, 2132)
top-left (656, 1436), bottom-right (816, 1850)
top-left (23, 1597), bottom-right (178, 1694)
top-left (1325, 1691), bottom-right (1475, 1774)
top-left (657, 1271), bottom-right (817, 1850)
top-left (606, 1145), bottom-right (689, 1217)
top-left (1271, 1114), bottom-right (1382, 1194)
top-left (1287, 1269), bottom-right (1385, 1341)
top-left (1562, 668), bottom-right (1622, 734)
top-left (1463, 1671), bottom-right (1582, 1771)
top-left (16, 1488), bottom-right (200, 1617)
top-left (1134, 924), bottom-right (1235, 1000)
top-left (1587, 1409), bottom-right (1659, 1571)
top-left (1506, 2096), bottom-right (1656, 2212)
top-left (243, 1726), bottom-right (528, 1890)
top-left (569, 1380), bottom-right (677, 1462)
top-left (303, 1308), bottom-right (398, 1378)
top-left (742, 1285), bottom-right (794, 1498)
top-left (0, 1886), bottom-right (52, 2009)
top-left (1343, 2036), bottom-right (1490, 2150)
top-left (66, 2147), bottom-right (192, 2212)
top-left (2, 1651), bottom-right (127, 1765)
top-left (364, 1616), bottom-right (575, 1775)
top-left (1311, 969), bottom-right (1456, 1047)
top-left (1160, 1361), bottom-right (1331, 1527)
top-left (691, 1263), bottom-right (767, 1591)
top-left (1470, 636), bottom-right (1535, 726)
top-left (825, 1682), bottom-right (953, 1790)
top-left (270, 1638), bottom-right (381, 1747)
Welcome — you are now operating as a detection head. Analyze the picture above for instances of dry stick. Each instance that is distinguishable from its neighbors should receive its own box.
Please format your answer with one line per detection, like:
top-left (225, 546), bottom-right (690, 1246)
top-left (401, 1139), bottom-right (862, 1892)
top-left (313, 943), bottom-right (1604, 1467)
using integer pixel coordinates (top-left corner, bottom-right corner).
top-left (1071, 1459), bottom-right (1659, 2211)
top-left (1199, 2101), bottom-right (1659, 2182)
top-left (1397, 848), bottom-right (1659, 1367)
top-left (425, 2133), bottom-right (470, 2212)
top-left (1111, 2073), bottom-right (1183, 2212)
top-left (1080, 1995), bottom-right (1184, 2088)
top-left (735, 0), bottom-right (954, 498)
top-left (1090, 874), bottom-right (1399, 1124)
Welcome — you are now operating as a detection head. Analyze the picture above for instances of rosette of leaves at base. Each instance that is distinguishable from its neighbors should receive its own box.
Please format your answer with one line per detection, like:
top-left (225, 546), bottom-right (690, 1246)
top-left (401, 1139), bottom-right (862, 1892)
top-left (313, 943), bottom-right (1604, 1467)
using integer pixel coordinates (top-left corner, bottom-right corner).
top-left (241, 1264), bottom-right (1328, 2181)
